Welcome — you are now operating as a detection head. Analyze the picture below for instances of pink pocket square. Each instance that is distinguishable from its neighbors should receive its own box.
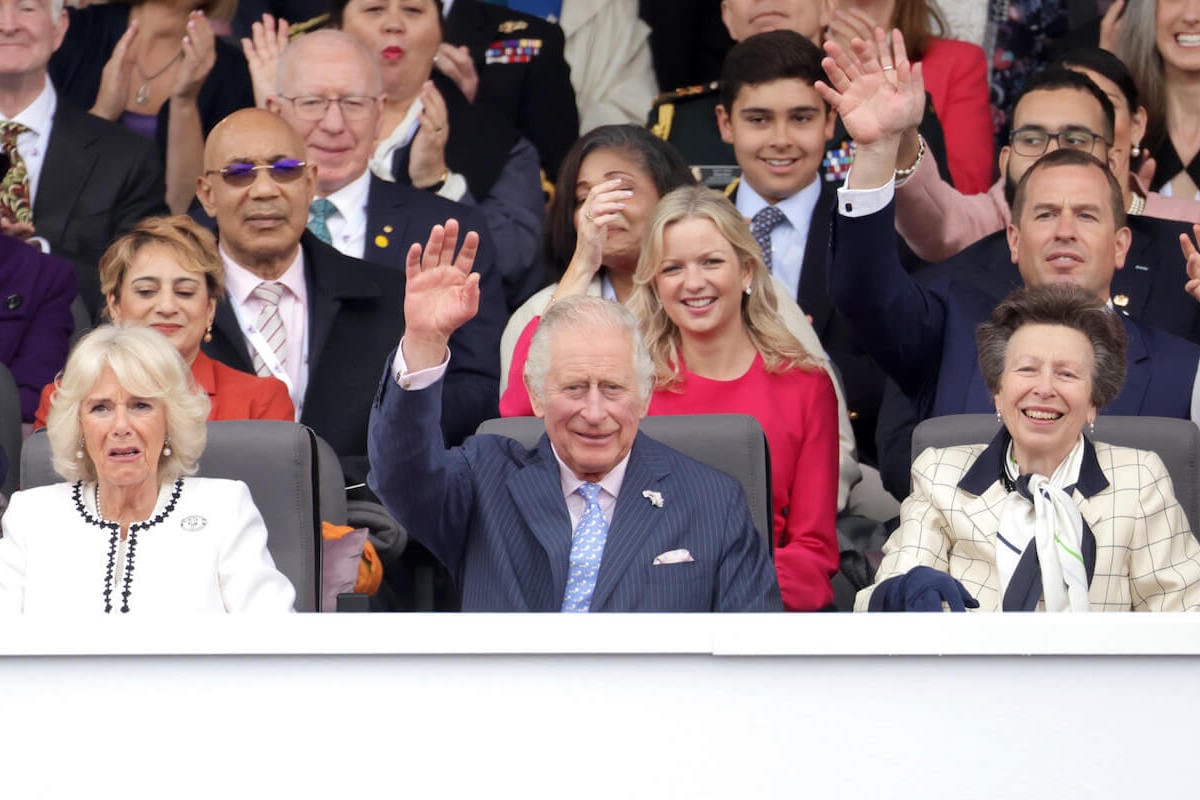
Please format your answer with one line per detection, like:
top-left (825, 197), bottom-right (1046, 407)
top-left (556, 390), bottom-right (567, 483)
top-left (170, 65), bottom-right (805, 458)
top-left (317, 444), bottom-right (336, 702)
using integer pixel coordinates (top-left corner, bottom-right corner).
top-left (652, 549), bottom-right (695, 565)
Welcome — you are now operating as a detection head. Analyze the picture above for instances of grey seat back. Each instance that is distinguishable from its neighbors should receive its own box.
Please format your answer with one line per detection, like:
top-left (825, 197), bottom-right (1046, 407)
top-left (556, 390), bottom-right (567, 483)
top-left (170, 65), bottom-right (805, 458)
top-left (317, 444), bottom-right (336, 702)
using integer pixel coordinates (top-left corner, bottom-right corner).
top-left (911, 414), bottom-right (1200, 534)
top-left (476, 414), bottom-right (774, 552)
top-left (21, 420), bottom-right (323, 611)
top-left (0, 363), bottom-right (21, 497)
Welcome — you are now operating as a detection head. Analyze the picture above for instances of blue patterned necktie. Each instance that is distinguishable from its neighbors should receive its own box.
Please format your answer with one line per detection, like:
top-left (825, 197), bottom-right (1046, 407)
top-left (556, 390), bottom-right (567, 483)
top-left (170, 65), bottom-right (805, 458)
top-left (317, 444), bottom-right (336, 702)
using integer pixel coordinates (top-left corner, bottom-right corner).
top-left (561, 482), bottom-right (609, 612)
top-left (307, 197), bottom-right (336, 244)
top-left (751, 206), bottom-right (786, 272)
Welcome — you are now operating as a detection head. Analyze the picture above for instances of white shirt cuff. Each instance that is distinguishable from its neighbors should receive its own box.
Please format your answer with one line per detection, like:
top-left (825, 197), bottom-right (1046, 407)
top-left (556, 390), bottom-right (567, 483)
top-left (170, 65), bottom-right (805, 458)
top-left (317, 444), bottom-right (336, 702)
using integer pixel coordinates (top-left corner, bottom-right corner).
top-left (391, 338), bottom-right (450, 390)
top-left (836, 175), bottom-right (896, 218)
top-left (437, 172), bottom-right (468, 202)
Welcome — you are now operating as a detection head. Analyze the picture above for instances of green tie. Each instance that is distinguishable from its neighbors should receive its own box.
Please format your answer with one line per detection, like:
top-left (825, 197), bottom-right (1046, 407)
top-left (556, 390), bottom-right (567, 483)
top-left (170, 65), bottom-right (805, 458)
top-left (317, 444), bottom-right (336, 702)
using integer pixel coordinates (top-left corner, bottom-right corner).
top-left (307, 197), bottom-right (336, 244)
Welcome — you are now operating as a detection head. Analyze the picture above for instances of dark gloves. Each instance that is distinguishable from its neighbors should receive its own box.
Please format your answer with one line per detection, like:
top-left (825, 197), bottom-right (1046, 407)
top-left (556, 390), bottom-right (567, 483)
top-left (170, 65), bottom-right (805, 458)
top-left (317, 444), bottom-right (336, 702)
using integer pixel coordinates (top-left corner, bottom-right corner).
top-left (878, 566), bottom-right (980, 612)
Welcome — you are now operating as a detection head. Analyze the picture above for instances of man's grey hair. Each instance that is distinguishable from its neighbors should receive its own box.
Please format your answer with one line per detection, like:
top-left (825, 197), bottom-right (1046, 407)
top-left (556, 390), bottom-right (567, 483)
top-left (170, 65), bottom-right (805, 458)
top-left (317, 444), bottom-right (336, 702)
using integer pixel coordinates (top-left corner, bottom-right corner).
top-left (523, 296), bottom-right (655, 405)
top-left (275, 29), bottom-right (383, 96)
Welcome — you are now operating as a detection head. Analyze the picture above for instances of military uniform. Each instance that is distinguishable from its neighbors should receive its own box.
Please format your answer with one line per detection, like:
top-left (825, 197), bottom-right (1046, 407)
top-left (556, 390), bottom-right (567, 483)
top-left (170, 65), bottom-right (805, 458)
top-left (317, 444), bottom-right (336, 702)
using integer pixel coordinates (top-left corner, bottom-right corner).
top-left (445, 0), bottom-right (579, 182)
top-left (647, 83), bottom-right (956, 190)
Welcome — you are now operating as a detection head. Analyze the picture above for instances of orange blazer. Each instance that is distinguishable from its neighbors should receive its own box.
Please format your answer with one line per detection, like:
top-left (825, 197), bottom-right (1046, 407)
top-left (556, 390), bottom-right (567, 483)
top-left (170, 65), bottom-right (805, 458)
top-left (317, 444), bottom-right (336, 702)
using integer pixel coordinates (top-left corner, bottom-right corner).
top-left (34, 351), bottom-right (294, 429)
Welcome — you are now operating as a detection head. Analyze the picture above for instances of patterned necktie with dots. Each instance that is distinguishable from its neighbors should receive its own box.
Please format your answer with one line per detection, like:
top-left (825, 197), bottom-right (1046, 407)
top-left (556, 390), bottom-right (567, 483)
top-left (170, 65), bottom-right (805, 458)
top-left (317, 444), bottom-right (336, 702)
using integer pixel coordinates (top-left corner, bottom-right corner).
top-left (307, 197), bottom-right (336, 245)
top-left (251, 281), bottom-right (287, 378)
top-left (751, 206), bottom-right (786, 272)
top-left (561, 482), bottom-right (609, 613)
top-left (0, 121), bottom-right (32, 224)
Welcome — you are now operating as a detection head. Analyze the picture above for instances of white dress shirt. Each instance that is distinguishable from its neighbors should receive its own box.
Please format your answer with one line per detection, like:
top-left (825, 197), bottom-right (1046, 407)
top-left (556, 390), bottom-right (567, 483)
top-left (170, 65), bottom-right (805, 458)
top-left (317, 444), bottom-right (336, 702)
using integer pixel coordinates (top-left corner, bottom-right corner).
top-left (320, 169), bottom-right (372, 259)
top-left (221, 246), bottom-right (310, 419)
top-left (735, 176), bottom-right (821, 302)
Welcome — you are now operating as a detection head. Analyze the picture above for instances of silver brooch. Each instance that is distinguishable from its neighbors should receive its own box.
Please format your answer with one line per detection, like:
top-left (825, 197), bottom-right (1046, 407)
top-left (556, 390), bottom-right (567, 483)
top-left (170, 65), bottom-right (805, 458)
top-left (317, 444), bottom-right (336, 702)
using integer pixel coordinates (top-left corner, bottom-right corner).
top-left (181, 515), bottom-right (207, 531)
top-left (642, 490), bottom-right (664, 508)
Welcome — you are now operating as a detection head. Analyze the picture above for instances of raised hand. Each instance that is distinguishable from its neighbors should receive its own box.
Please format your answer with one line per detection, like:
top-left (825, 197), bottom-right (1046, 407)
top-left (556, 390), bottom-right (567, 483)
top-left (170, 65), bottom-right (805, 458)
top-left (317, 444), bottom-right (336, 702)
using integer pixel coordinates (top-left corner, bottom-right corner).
top-left (173, 11), bottom-right (217, 102)
top-left (409, 81), bottom-right (452, 189)
top-left (1099, 0), bottom-right (1125, 52)
top-left (815, 26), bottom-right (924, 146)
top-left (1181, 224), bottom-right (1200, 303)
top-left (552, 177), bottom-right (631, 303)
top-left (242, 13), bottom-right (290, 108)
top-left (91, 21), bottom-right (139, 120)
top-left (402, 219), bottom-right (482, 370)
top-left (434, 43), bottom-right (479, 103)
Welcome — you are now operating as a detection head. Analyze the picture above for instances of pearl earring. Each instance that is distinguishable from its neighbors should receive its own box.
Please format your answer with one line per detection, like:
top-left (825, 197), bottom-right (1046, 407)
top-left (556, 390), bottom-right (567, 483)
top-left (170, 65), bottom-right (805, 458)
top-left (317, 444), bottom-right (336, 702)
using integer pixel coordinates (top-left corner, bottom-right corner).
top-left (1132, 142), bottom-right (1142, 158)
top-left (204, 326), bottom-right (213, 344)
top-left (1089, 420), bottom-right (1096, 436)
top-left (163, 437), bottom-right (172, 457)
top-left (744, 284), bottom-right (752, 296)
top-left (995, 409), bottom-right (1002, 423)
top-left (76, 438), bottom-right (84, 460)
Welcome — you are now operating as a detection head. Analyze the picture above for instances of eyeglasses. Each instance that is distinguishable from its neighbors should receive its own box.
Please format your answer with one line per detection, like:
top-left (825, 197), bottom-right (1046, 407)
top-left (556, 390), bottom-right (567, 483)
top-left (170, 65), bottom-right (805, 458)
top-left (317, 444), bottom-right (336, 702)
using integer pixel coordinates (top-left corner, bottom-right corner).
top-left (277, 95), bottom-right (378, 121)
top-left (203, 159), bottom-right (308, 187)
top-left (1009, 126), bottom-right (1109, 157)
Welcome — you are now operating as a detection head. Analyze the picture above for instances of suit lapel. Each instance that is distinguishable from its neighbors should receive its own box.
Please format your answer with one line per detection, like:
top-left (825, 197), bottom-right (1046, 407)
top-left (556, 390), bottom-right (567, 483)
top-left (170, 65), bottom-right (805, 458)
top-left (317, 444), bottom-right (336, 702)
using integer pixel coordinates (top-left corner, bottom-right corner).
top-left (799, 183), bottom-right (835, 334)
top-left (210, 300), bottom-right (253, 373)
top-left (508, 437), bottom-right (573, 601)
top-left (364, 178), bottom-right (414, 264)
top-left (34, 106), bottom-right (98, 247)
top-left (590, 434), bottom-right (670, 611)
top-left (1110, 221), bottom-right (1154, 320)
top-left (1111, 316), bottom-right (1151, 413)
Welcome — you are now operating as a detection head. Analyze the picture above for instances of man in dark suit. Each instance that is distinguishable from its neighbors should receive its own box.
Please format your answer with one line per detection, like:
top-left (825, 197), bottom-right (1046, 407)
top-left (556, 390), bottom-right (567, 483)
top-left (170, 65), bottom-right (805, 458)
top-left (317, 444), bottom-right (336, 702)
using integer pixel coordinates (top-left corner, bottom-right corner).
top-left (441, 0), bottom-right (577, 182)
top-left (195, 108), bottom-right (489, 490)
top-left (267, 29), bottom-right (502, 447)
top-left (368, 231), bottom-right (781, 612)
top-left (819, 41), bottom-right (1200, 492)
top-left (0, 0), bottom-right (168, 320)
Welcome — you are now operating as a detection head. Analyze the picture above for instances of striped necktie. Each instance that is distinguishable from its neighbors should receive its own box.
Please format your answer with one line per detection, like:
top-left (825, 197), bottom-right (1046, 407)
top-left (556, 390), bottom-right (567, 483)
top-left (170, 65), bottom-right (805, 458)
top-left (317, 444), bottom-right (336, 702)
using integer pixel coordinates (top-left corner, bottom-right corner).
top-left (251, 281), bottom-right (287, 378)
top-left (307, 197), bottom-right (335, 244)
top-left (561, 482), bottom-right (609, 612)
top-left (0, 121), bottom-right (32, 224)
top-left (751, 206), bottom-right (786, 272)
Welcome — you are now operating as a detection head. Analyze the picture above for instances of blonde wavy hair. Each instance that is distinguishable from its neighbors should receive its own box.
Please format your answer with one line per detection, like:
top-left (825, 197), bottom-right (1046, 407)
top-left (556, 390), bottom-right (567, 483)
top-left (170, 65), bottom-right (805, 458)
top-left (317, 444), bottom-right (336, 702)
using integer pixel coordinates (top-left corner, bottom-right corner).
top-left (628, 185), bottom-right (817, 390)
top-left (47, 325), bottom-right (211, 484)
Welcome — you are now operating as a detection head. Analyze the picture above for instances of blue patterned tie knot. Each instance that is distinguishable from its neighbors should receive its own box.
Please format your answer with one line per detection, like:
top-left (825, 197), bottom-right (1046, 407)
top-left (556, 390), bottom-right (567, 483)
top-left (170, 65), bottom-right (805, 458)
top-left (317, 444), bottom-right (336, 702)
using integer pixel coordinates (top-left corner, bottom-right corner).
top-left (751, 205), bottom-right (786, 272)
top-left (308, 198), bottom-right (336, 244)
top-left (561, 482), bottom-right (609, 613)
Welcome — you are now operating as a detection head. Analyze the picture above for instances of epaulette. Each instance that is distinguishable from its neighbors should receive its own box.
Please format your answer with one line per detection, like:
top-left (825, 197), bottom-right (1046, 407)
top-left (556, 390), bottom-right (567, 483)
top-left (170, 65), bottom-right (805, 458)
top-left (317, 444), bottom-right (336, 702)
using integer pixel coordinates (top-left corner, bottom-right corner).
top-left (652, 81), bottom-right (719, 107)
top-left (288, 14), bottom-right (330, 39)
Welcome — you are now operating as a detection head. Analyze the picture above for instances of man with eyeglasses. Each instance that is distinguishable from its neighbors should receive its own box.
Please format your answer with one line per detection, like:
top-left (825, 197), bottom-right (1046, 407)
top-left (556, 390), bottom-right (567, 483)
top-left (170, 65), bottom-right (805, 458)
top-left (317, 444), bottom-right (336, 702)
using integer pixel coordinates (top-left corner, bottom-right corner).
top-left (264, 29), bottom-right (504, 449)
top-left (195, 107), bottom-right (489, 498)
top-left (0, 0), bottom-right (167, 321)
top-left (818, 35), bottom-right (1200, 497)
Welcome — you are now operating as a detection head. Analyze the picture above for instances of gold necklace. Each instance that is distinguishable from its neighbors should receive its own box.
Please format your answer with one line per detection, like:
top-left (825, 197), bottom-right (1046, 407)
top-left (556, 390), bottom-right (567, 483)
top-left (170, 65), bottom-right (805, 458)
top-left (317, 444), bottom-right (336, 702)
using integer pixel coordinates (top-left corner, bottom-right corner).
top-left (134, 51), bottom-right (183, 105)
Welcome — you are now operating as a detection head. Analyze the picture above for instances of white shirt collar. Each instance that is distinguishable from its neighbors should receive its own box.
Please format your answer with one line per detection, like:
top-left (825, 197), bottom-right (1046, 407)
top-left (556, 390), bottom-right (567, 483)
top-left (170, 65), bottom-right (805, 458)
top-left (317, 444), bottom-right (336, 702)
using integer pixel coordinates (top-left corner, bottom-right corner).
top-left (552, 443), bottom-right (632, 502)
top-left (3, 79), bottom-right (56, 132)
top-left (220, 244), bottom-right (307, 304)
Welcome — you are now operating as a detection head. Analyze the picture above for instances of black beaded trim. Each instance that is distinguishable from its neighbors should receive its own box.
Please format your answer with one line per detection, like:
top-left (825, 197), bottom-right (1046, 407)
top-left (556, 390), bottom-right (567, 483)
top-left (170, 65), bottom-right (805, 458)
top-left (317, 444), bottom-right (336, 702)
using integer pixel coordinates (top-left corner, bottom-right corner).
top-left (74, 479), bottom-right (184, 613)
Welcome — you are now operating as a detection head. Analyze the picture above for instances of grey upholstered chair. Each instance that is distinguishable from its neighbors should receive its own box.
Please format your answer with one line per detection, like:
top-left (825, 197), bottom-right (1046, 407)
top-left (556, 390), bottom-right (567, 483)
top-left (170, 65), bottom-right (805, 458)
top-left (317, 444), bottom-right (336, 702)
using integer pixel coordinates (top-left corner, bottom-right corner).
top-left (476, 414), bottom-right (774, 553)
top-left (911, 414), bottom-right (1200, 536)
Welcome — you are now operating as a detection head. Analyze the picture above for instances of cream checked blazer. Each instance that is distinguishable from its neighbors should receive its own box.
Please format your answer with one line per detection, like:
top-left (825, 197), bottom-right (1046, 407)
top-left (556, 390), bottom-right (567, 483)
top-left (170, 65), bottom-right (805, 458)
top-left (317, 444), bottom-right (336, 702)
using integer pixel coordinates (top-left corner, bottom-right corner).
top-left (857, 438), bottom-right (1200, 612)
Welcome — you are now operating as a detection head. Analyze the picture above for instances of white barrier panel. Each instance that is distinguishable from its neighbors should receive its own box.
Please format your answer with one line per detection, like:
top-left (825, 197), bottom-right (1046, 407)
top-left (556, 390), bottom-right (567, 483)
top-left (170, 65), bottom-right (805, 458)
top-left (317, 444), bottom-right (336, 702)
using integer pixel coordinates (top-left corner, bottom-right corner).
top-left (1, 614), bottom-right (1197, 798)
